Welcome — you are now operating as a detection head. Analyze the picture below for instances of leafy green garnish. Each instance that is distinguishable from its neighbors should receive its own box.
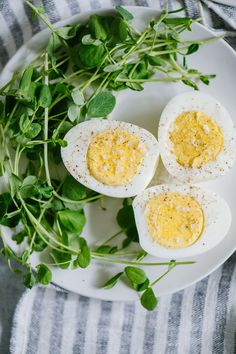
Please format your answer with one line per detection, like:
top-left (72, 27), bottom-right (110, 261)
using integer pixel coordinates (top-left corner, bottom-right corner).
top-left (102, 271), bottom-right (123, 289)
top-left (116, 5), bottom-right (134, 21)
top-left (57, 210), bottom-right (86, 234)
top-left (23, 271), bottom-right (36, 289)
top-left (125, 266), bottom-right (147, 285)
top-left (87, 92), bottom-right (116, 118)
top-left (73, 238), bottom-right (91, 268)
top-left (0, 2), bottom-right (206, 309)
top-left (140, 288), bottom-right (158, 311)
top-left (36, 264), bottom-right (52, 285)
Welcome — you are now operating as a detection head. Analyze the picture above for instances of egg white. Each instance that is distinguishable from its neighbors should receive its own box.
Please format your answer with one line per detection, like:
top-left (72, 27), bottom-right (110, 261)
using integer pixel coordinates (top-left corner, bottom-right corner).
top-left (61, 119), bottom-right (159, 198)
top-left (132, 184), bottom-right (231, 258)
top-left (158, 92), bottom-right (236, 183)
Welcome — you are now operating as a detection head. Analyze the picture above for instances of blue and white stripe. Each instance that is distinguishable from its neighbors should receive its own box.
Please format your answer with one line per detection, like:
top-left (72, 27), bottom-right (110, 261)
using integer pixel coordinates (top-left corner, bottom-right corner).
top-left (9, 253), bottom-right (236, 354)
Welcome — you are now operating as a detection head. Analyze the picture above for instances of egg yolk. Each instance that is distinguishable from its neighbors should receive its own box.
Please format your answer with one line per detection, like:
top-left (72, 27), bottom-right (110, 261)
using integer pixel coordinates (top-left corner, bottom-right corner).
top-left (86, 129), bottom-right (146, 186)
top-left (146, 192), bottom-right (204, 248)
top-left (170, 111), bottom-right (224, 168)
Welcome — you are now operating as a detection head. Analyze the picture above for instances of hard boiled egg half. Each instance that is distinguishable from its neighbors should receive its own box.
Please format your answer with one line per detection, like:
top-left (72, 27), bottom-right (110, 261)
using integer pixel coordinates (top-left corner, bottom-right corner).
top-left (158, 92), bottom-right (236, 182)
top-left (133, 184), bottom-right (231, 258)
top-left (61, 119), bottom-right (159, 198)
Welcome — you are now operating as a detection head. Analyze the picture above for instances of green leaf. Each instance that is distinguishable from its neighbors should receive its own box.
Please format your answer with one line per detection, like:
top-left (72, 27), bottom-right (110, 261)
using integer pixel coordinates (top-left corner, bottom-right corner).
top-left (19, 175), bottom-right (37, 199)
top-left (9, 173), bottom-right (22, 197)
top-left (38, 84), bottom-right (52, 108)
top-left (133, 278), bottom-right (150, 292)
top-left (12, 229), bottom-right (27, 245)
top-left (62, 175), bottom-right (92, 201)
top-left (187, 69), bottom-right (200, 75)
top-left (140, 288), bottom-right (158, 311)
top-left (89, 15), bottom-right (108, 41)
top-left (31, 234), bottom-right (47, 252)
top-left (200, 74), bottom-right (216, 85)
top-left (18, 65), bottom-right (34, 98)
top-left (57, 209), bottom-right (86, 234)
top-left (25, 123), bottom-right (41, 139)
top-left (87, 92), bottom-right (116, 118)
top-left (112, 18), bottom-right (128, 42)
top-left (125, 224), bottom-right (139, 242)
top-left (103, 64), bottom-right (121, 73)
top-left (109, 246), bottom-right (118, 254)
top-left (126, 82), bottom-right (144, 91)
top-left (54, 83), bottom-right (71, 95)
top-left (81, 34), bottom-right (102, 46)
top-left (130, 62), bottom-right (149, 80)
top-left (182, 79), bottom-right (199, 90)
top-left (95, 245), bottom-right (111, 254)
top-left (68, 104), bottom-right (81, 122)
top-left (116, 5), bottom-right (134, 21)
top-left (163, 17), bottom-right (192, 30)
top-left (125, 266), bottom-right (147, 285)
top-left (122, 237), bottom-right (132, 249)
top-left (73, 237), bottom-right (91, 268)
top-left (123, 198), bottom-right (133, 207)
top-left (33, 181), bottom-right (54, 199)
top-left (0, 164), bottom-right (4, 177)
top-left (46, 32), bottom-right (62, 55)
top-left (95, 245), bottom-right (118, 254)
top-left (23, 272), bottom-right (36, 289)
top-left (186, 43), bottom-right (199, 55)
top-left (71, 89), bottom-right (85, 106)
top-left (19, 113), bottom-right (31, 133)
top-left (73, 43), bottom-right (105, 68)
top-left (116, 205), bottom-right (135, 230)
top-left (116, 204), bottom-right (139, 248)
top-left (50, 249), bottom-right (71, 269)
top-left (55, 26), bottom-right (76, 39)
top-left (36, 264), bottom-right (52, 285)
top-left (147, 55), bottom-right (167, 67)
top-left (0, 193), bottom-right (21, 227)
top-left (102, 272), bottom-right (123, 289)
top-left (0, 101), bottom-right (5, 124)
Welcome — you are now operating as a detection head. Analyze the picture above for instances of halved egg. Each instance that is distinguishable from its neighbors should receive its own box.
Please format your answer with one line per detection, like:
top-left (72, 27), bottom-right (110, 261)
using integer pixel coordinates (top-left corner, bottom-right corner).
top-left (158, 92), bottom-right (236, 182)
top-left (61, 119), bottom-right (159, 197)
top-left (132, 184), bottom-right (231, 258)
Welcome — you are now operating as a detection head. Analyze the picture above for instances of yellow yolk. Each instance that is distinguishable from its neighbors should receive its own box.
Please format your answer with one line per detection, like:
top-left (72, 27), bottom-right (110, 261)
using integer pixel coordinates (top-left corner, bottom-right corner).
top-left (86, 129), bottom-right (146, 186)
top-left (146, 192), bottom-right (204, 248)
top-left (170, 111), bottom-right (224, 168)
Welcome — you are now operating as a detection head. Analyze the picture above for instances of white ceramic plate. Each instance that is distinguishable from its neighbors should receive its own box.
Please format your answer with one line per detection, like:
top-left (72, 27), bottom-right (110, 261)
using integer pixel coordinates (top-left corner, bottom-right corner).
top-left (1, 7), bottom-right (236, 301)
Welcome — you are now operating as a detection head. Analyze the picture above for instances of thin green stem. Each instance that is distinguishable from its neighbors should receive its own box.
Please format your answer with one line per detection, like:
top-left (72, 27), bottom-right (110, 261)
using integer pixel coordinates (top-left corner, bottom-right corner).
top-left (19, 195), bottom-right (79, 254)
top-left (49, 111), bottom-right (68, 119)
top-left (92, 254), bottom-right (195, 266)
top-left (52, 191), bottom-right (103, 204)
top-left (24, 1), bottom-right (55, 33)
top-left (99, 230), bottom-right (123, 247)
top-left (116, 77), bottom-right (182, 83)
top-left (43, 53), bottom-right (51, 187)
top-left (150, 264), bottom-right (177, 287)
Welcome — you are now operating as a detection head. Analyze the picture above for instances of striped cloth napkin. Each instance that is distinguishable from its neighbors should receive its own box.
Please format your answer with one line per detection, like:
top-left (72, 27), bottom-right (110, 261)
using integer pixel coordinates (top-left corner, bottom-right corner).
top-left (0, 1), bottom-right (236, 353)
